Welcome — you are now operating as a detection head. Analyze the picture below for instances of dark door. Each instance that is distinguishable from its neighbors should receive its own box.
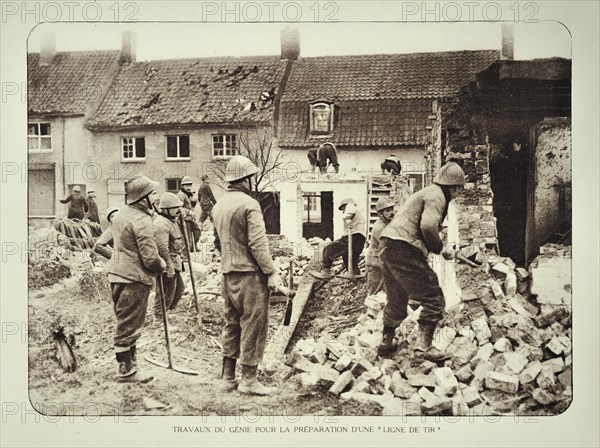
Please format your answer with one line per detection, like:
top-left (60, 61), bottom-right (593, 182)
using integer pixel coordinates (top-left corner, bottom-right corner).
top-left (302, 191), bottom-right (333, 240)
top-left (258, 192), bottom-right (281, 235)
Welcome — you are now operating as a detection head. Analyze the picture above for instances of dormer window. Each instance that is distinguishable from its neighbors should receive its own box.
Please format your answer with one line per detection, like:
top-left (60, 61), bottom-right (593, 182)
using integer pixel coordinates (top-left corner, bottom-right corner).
top-left (310, 102), bottom-right (334, 134)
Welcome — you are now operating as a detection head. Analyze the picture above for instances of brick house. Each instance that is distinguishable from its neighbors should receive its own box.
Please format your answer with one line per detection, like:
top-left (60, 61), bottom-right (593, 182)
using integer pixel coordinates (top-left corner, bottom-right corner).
top-left (27, 33), bottom-right (121, 224)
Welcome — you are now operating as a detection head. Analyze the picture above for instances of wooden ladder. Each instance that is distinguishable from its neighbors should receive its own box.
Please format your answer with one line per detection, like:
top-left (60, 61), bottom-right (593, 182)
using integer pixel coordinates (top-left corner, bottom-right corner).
top-left (367, 175), bottom-right (393, 240)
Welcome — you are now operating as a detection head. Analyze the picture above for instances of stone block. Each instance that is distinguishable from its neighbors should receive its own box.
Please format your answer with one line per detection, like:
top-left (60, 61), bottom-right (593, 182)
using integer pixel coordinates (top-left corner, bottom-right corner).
top-left (350, 358), bottom-right (375, 378)
top-left (484, 371), bottom-right (519, 393)
top-left (353, 381), bottom-right (371, 393)
top-left (432, 327), bottom-right (457, 352)
top-left (550, 322), bottom-right (565, 337)
top-left (532, 388), bottom-right (556, 405)
top-left (298, 372), bottom-right (319, 389)
top-left (457, 326), bottom-right (476, 341)
top-left (565, 354), bottom-right (572, 367)
top-left (472, 361), bottom-right (495, 391)
top-left (471, 316), bottom-right (492, 345)
top-left (558, 367), bottom-right (572, 391)
top-left (448, 336), bottom-right (478, 366)
top-left (515, 268), bottom-right (530, 281)
top-left (557, 336), bottom-right (571, 356)
top-left (433, 367), bottom-right (459, 395)
top-left (357, 332), bottom-right (380, 349)
top-left (379, 358), bottom-right (396, 376)
top-left (492, 262), bottom-right (511, 277)
top-left (543, 357), bottom-right (565, 374)
top-left (406, 373), bottom-right (437, 388)
top-left (536, 366), bottom-right (556, 390)
top-left (472, 343), bottom-right (494, 366)
top-left (489, 280), bottom-right (505, 300)
top-left (462, 386), bottom-right (483, 407)
top-left (389, 372), bottom-right (416, 399)
top-left (293, 358), bottom-right (340, 388)
top-left (546, 337), bottom-right (567, 356)
top-left (519, 361), bottom-right (542, 384)
top-left (493, 337), bottom-right (512, 353)
top-left (334, 353), bottom-right (354, 372)
top-left (454, 365), bottom-right (474, 383)
top-left (326, 341), bottom-right (347, 360)
top-left (505, 272), bottom-right (518, 296)
top-left (418, 386), bottom-right (437, 402)
top-left (421, 397), bottom-right (453, 415)
top-left (504, 352), bottom-right (529, 374)
top-left (462, 292), bottom-right (480, 302)
top-left (534, 307), bottom-right (569, 328)
top-left (329, 371), bottom-right (355, 396)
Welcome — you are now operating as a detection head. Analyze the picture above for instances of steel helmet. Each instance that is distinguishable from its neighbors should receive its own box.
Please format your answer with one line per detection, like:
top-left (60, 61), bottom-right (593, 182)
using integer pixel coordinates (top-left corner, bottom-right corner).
top-left (106, 207), bottom-right (119, 222)
top-left (159, 192), bottom-right (184, 209)
top-left (225, 155), bottom-right (258, 182)
top-left (88, 188), bottom-right (95, 193)
top-left (375, 197), bottom-right (395, 212)
top-left (434, 162), bottom-right (466, 186)
top-left (180, 176), bottom-right (193, 186)
top-left (385, 155), bottom-right (401, 164)
top-left (338, 198), bottom-right (355, 211)
top-left (72, 185), bottom-right (81, 192)
top-left (125, 175), bottom-right (160, 204)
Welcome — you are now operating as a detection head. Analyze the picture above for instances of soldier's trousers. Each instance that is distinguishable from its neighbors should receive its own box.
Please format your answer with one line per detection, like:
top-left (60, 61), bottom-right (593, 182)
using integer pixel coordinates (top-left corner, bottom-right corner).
top-left (221, 272), bottom-right (270, 366)
top-left (111, 282), bottom-right (151, 350)
top-left (154, 272), bottom-right (185, 317)
top-left (380, 239), bottom-right (445, 327)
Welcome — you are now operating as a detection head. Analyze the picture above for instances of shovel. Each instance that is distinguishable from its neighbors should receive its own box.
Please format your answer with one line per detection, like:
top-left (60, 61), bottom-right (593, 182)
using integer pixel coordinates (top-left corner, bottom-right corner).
top-left (180, 214), bottom-right (201, 328)
top-left (283, 260), bottom-right (295, 326)
top-left (145, 275), bottom-right (199, 375)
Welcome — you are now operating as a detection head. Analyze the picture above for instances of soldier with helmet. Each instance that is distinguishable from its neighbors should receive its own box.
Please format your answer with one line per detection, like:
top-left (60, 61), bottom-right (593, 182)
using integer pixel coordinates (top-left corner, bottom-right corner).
top-left (365, 196), bottom-right (395, 296)
top-left (108, 175), bottom-right (166, 380)
top-left (59, 185), bottom-right (88, 220)
top-left (377, 162), bottom-right (466, 358)
top-left (177, 176), bottom-right (201, 248)
top-left (153, 192), bottom-right (186, 318)
top-left (381, 154), bottom-right (402, 176)
top-left (93, 207), bottom-right (119, 259)
top-left (212, 155), bottom-right (282, 395)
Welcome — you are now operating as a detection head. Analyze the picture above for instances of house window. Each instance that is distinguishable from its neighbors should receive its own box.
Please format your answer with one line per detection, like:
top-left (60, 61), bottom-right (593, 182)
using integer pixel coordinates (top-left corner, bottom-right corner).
top-left (212, 134), bottom-right (238, 158)
top-left (122, 137), bottom-right (146, 161)
top-left (302, 193), bottom-right (322, 223)
top-left (165, 177), bottom-right (181, 192)
top-left (166, 135), bottom-right (190, 160)
top-left (406, 172), bottom-right (426, 193)
top-left (309, 102), bottom-right (333, 134)
top-left (28, 123), bottom-right (52, 151)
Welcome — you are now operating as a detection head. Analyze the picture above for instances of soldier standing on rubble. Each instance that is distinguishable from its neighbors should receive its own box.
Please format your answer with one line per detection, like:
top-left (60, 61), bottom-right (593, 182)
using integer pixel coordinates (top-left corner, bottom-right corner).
top-left (198, 175), bottom-right (217, 226)
top-left (86, 188), bottom-right (100, 223)
top-left (59, 185), bottom-right (88, 220)
top-left (311, 198), bottom-right (366, 279)
top-left (177, 176), bottom-right (201, 249)
top-left (108, 175), bottom-right (166, 380)
top-left (365, 197), bottom-right (395, 296)
top-left (377, 162), bottom-right (465, 358)
top-left (153, 192), bottom-right (186, 319)
top-left (212, 155), bottom-right (282, 396)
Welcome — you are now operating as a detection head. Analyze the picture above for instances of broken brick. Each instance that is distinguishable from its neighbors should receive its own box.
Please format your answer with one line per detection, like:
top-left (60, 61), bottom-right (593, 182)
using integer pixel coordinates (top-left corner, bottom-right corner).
top-left (532, 388), bottom-right (556, 405)
top-left (519, 361), bottom-right (542, 384)
top-left (484, 371), bottom-right (519, 393)
top-left (333, 353), bottom-right (354, 372)
top-left (421, 397), bottom-right (453, 415)
top-left (504, 352), bottom-right (529, 374)
top-left (418, 386), bottom-right (437, 402)
top-left (357, 332), bottom-right (380, 349)
top-left (433, 367), bottom-right (459, 396)
top-left (542, 357), bottom-right (565, 374)
top-left (406, 373), bottom-right (437, 388)
top-left (534, 307), bottom-right (569, 328)
top-left (493, 337), bottom-right (512, 353)
top-left (557, 367), bottom-right (572, 391)
top-left (448, 337), bottom-right (478, 366)
top-left (504, 272), bottom-right (518, 296)
top-left (489, 279), bottom-right (505, 300)
top-left (545, 337), bottom-right (567, 356)
top-left (472, 343), bottom-right (494, 366)
top-left (471, 316), bottom-right (492, 345)
top-left (455, 365), bottom-right (474, 383)
top-left (389, 372), bottom-right (416, 399)
top-left (432, 326), bottom-right (457, 352)
top-left (350, 358), bottom-right (375, 378)
top-left (536, 365), bottom-right (556, 390)
top-left (328, 371), bottom-right (354, 396)
top-left (462, 386), bottom-right (483, 407)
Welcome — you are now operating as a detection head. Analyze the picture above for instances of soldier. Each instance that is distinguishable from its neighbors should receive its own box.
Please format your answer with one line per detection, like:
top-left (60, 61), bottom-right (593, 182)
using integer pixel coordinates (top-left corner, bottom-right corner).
top-left (93, 207), bottom-right (119, 259)
top-left (377, 162), bottom-right (465, 358)
top-left (153, 193), bottom-right (186, 318)
top-left (177, 176), bottom-right (201, 249)
top-left (108, 175), bottom-right (166, 380)
top-left (59, 185), bottom-right (88, 220)
top-left (86, 188), bottom-right (100, 223)
top-left (307, 147), bottom-right (320, 174)
top-left (381, 155), bottom-right (402, 176)
top-left (198, 175), bottom-right (217, 225)
top-left (365, 197), bottom-right (395, 296)
top-left (317, 142), bottom-right (340, 174)
top-left (311, 198), bottom-right (366, 279)
top-left (212, 155), bottom-right (282, 395)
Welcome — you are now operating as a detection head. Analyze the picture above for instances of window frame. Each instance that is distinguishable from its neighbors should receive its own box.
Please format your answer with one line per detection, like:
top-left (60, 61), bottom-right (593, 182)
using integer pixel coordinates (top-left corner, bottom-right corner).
top-left (165, 177), bottom-right (182, 193)
top-left (211, 134), bottom-right (238, 160)
top-left (309, 102), bottom-right (334, 135)
top-left (302, 192), bottom-right (322, 224)
top-left (165, 135), bottom-right (191, 161)
top-left (28, 122), bottom-right (53, 153)
top-left (121, 136), bottom-right (146, 162)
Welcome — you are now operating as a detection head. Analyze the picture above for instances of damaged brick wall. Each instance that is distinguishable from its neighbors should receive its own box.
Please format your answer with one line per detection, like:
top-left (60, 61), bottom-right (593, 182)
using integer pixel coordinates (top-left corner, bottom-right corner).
top-left (532, 118), bottom-right (572, 247)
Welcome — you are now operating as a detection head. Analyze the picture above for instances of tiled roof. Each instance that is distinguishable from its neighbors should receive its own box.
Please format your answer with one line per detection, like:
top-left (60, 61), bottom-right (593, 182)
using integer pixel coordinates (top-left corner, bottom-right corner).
top-left (278, 50), bottom-right (500, 147)
top-left (278, 98), bottom-right (433, 147)
top-left (281, 50), bottom-right (500, 101)
top-left (88, 56), bottom-right (287, 129)
top-left (28, 51), bottom-right (121, 115)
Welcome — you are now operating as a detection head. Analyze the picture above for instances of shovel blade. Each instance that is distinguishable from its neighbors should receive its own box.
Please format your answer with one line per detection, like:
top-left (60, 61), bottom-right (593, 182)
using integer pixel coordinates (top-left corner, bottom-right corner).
top-left (144, 355), bottom-right (199, 376)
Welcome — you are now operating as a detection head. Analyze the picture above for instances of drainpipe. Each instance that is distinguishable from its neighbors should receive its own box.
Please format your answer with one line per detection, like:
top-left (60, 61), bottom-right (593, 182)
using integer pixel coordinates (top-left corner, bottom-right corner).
top-left (62, 117), bottom-right (66, 209)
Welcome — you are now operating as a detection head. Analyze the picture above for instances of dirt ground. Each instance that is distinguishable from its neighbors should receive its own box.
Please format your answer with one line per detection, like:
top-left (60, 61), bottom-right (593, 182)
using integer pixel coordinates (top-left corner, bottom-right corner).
top-left (28, 255), bottom-right (382, 417)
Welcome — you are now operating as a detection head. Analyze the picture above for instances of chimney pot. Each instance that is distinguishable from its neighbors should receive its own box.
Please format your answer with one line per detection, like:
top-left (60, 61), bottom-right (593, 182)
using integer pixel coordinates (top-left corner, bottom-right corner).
top-left (40, 32), bottom-right (56, 66)
top-left (501, 24), bottom-right (514, 60)
top-left (120, 31), bottom-right (137, 64)
top-left (280, 27), bottom-right (300, 60)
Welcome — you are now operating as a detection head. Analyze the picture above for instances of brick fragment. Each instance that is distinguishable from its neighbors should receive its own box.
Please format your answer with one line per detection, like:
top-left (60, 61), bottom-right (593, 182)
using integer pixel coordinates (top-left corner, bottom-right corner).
top-left (484, 371), bottom-right (519, 393)
top-left (329, 371), bottom-right (355, 395)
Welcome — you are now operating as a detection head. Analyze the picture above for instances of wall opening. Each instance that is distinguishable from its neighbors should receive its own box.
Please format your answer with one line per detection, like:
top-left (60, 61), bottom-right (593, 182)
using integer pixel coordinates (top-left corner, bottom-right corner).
top-left (258, 192), bottom-right (281, 235)
top-left (302, 191), bottom-right (333, 240)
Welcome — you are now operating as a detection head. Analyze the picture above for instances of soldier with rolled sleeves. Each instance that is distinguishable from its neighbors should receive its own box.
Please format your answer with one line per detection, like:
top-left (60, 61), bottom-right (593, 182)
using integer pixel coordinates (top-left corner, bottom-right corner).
top-left (377, 162), bottom-right (465, 358)
top-left (212, 155), bottom-right (282, 395)
top-left (311, 198), bottom-right (366, 279)
top-left (317, 142), bottom-right (340, 174)
top-left (177, 176), bottom-right (201, 248)
top-left (108, 175), bottom-right (166, 380)
top-left (153, 192), bottom-right (186, 318)
top-left (381, 155), bottom-right (402, 176)
top-left (365, 197), bottom-right (395, 296)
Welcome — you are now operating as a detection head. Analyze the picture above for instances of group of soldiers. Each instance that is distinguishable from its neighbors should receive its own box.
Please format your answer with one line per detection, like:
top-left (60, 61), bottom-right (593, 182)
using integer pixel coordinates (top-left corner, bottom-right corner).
top-left (92, 149), bottom-right (466, 395)
top-left (60, 186), bottom-right (100, 223)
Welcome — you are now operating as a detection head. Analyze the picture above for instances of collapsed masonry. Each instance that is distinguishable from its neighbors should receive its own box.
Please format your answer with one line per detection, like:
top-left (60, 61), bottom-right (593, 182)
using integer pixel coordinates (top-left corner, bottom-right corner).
top-left (285, 243), bottom-right (571, 416)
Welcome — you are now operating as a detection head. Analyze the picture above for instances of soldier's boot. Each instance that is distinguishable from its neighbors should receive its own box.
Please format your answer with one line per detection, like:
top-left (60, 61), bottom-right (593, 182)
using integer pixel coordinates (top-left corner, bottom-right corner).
top-left (237, 365), bottom-right (277, 396)
top-left (116, 350), bottom-right (137, 380)
top-left (414, 323), bottom-right (450, 362)
top-left (221, 356), bottom-right (238, 392)
top-left (310, 266), bottom-right (333, 280)
top-left (377, 325), bottom-right (398, 357)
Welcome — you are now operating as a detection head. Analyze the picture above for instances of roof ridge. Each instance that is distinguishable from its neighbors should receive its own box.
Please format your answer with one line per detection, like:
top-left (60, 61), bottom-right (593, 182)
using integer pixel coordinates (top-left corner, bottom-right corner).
top-left (297, 49), bottom-right (500, 60)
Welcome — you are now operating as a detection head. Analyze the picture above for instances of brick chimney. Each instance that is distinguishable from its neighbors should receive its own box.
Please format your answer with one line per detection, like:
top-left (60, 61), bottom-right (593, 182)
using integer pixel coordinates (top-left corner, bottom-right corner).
top-left (120, 31), bottom-right (136, 64)
top-left (280, 27), bottom-right (300, 60)
top-left (39, 32), bottom-right (56, 66)
top-left (501, 23), bottom-right (514, 60)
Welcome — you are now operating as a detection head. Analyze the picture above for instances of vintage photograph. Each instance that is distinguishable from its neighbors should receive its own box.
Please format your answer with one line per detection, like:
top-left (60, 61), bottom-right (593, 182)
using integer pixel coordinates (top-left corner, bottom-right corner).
top-left (26, 19), bottom-right (572, 418)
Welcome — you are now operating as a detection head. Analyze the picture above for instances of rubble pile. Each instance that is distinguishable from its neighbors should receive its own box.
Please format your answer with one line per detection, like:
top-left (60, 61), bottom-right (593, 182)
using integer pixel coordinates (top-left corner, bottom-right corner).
top-left (54, 218), bottom-right (103, 250)
top-left (28, 226), bottom-right (74, 289)
top-left (286, 244), bottom-right (572, 416)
